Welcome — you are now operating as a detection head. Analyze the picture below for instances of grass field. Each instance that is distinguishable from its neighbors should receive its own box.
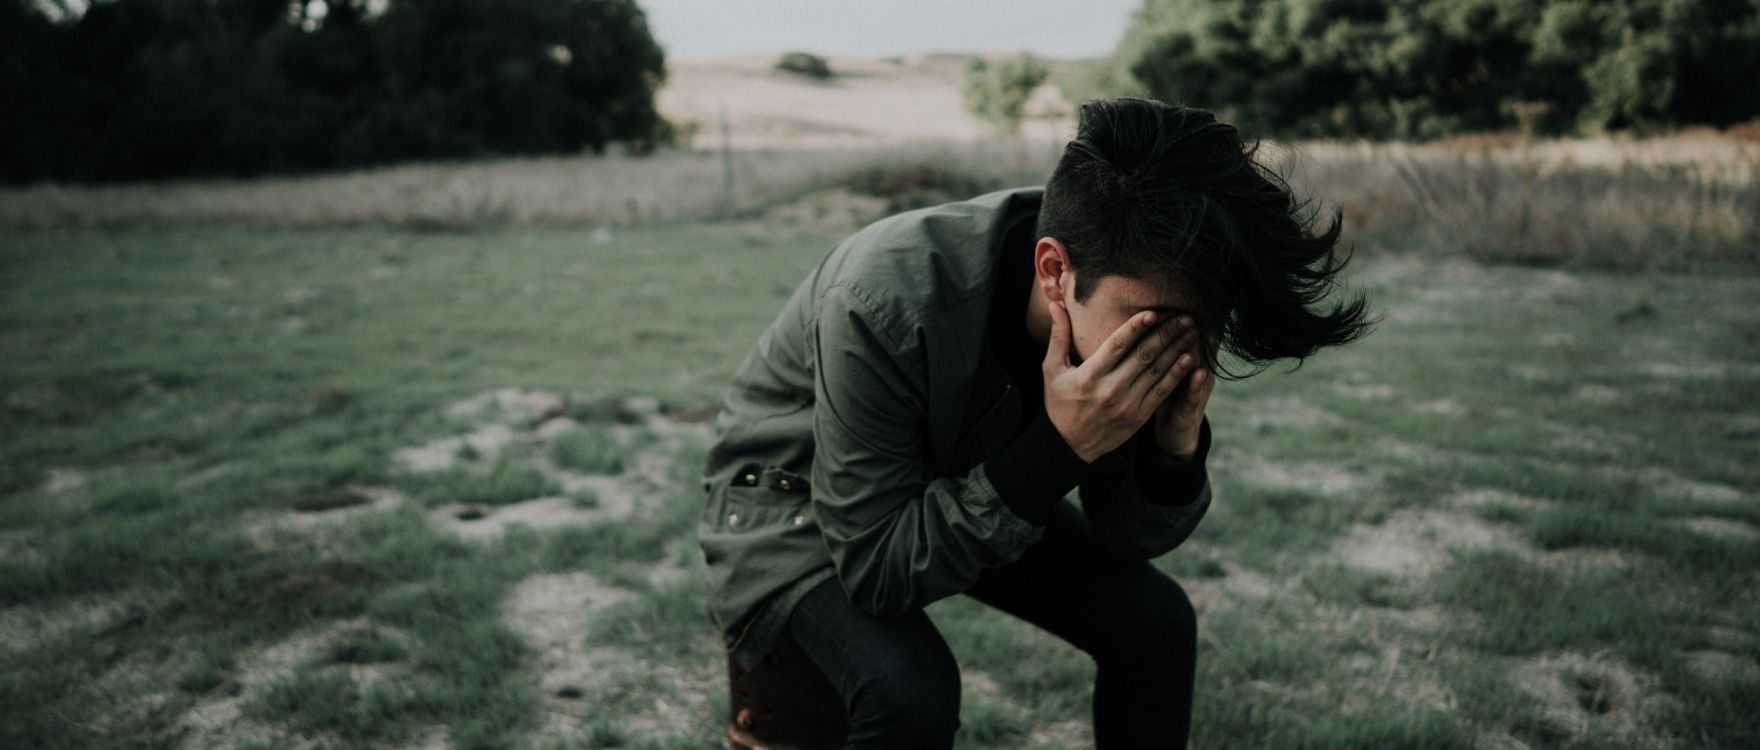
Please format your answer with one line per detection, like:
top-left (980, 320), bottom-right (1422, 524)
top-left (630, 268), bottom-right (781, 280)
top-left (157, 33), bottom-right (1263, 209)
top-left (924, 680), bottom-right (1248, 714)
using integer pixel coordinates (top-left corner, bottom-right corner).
top-left (2, 216), bottom-right (1757, 749)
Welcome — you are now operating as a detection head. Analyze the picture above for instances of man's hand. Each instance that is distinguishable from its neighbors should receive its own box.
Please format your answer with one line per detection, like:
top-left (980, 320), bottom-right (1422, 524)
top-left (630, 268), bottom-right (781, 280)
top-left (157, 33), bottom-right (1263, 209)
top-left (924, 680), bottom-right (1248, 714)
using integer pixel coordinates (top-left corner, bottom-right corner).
top-left (1043, 301), bottom-right (1203, 463)
top-left (1152, 358), bottom-right (1214, 462)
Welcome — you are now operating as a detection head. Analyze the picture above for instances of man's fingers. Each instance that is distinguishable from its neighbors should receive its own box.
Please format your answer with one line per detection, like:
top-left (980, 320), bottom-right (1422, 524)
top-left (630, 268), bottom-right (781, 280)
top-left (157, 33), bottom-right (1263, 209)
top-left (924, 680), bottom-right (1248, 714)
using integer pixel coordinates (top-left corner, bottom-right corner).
top-left (1145, 352), bottom-right (1188, 412)
top-left (1082, 309), bottom-right (1161, 374)
top-left (1130, 320), bottom-right (1198, 393)
top-left (1141, 348), bottom-right (1198, 412)
top-left (1043, 301), bottom-right (1072, 372)
top-left (1186, 367), bottom-right (1214, 408)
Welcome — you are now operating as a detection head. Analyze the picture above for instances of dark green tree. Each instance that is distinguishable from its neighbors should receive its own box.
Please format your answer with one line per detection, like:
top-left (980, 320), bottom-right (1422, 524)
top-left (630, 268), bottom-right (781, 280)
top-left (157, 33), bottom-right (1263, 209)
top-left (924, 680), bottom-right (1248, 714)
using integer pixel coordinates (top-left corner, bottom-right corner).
top-left (2, 0), bottom-right (670, 183)
top-left (1113, 0), bottom-right (1760, 139)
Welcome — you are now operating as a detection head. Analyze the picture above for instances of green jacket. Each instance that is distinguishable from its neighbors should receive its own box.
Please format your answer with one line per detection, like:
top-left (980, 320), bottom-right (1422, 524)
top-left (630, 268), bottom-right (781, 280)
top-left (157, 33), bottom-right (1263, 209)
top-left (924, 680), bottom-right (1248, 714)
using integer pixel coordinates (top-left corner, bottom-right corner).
top-left (698, 186), bottom-right (1213, 669)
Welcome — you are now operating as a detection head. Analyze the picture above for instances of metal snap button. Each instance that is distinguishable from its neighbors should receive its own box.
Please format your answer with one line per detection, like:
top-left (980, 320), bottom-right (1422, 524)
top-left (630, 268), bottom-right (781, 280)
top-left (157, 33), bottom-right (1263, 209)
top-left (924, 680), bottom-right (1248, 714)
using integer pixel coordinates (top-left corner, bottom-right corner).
top-left (728, 513), bottom-right (740, 525)
top-left (792, 514), bottom-right (804, 526)
top-left (778, 479), bottom-right (793, 491)
top-left (742, 473), bottom-right (757, 485)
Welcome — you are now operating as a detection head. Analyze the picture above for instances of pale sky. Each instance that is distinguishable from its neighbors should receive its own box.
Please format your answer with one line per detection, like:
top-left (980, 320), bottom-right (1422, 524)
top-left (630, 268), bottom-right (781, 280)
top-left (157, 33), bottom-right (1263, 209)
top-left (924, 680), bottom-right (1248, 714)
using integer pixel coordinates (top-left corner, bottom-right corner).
top-left (635, 0), bottom-right (1145, 61)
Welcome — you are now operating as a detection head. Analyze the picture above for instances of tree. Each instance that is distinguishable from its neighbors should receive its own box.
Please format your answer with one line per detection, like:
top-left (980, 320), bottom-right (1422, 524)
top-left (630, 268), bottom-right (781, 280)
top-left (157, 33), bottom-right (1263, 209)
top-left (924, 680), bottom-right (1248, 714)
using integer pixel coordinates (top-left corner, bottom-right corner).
top-left (962, 53), bottom-right (1050, 135)
top-left (1, 0), bottom-right (671, 183)
top-left (1104, 0), bottom-right (1760, 140)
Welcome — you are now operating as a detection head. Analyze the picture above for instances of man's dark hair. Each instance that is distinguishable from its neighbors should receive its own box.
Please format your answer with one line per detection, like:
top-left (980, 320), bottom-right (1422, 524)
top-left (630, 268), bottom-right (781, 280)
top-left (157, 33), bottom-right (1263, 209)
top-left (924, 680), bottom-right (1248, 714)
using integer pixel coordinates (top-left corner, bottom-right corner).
top-left (1037, 97), bottom-right (1373, 378)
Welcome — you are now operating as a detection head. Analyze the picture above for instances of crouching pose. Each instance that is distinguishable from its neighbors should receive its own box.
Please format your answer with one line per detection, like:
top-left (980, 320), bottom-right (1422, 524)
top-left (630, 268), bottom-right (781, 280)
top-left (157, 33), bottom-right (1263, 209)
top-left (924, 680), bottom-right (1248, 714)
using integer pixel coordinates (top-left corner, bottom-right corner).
top-left (698, 97), bottom-right (1372, 749)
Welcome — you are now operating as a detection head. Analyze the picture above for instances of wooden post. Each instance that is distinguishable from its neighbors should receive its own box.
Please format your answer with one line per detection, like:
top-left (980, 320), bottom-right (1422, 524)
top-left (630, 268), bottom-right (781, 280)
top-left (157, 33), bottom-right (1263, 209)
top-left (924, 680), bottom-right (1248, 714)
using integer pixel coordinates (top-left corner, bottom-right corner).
top-left (721, 102), bottom-right (736, 217)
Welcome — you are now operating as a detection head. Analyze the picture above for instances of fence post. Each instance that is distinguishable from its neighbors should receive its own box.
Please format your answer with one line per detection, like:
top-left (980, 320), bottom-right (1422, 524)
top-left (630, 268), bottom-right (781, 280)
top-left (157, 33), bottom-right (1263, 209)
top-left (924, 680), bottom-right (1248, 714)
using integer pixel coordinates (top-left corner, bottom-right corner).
top-left (721, 102), bottom-right (736, 217)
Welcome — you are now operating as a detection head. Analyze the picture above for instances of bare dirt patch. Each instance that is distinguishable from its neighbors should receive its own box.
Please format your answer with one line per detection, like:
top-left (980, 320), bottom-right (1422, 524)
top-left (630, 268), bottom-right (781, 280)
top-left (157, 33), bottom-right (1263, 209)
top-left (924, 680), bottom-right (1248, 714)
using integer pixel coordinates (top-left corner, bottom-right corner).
top-left (643, 537), bottom-right (704, 590)
top-left (1376, 437), bottom-right (1436, 462)
top-left (1446, 488), bottom-right (1544, 512)
top-left (394, 423), bottom-right (517, 472)
top-left (1572, 384), bottom-right (1621, 405)
top-left (1532, 547), bottom-right (1645, 576)
top-left (1238, 396), bottom-right (1334, 430)
top-left (445, 387), bottom-right (566, 425)
top-left (1679, 516), bottom-right (1760, 542)
top-left (503, 572), bottom-right (713, 742)
top-left (1028, 719), bottom-right (1094, 749)
top-left (172, 618), bottom-right (411, 750)
top-left (1216, 560), bottom-right (1276, 600)
top-left (1640, 361), bottom-right (1740, 379)
top-left (1233, 457), bottom-right (1369, 495)
top-left (0, 589), bottom-right (155, 660)
top-left (1682, 650), bottom-right (1760, 685)
top-left (1333, 509), bottom-right (1527, 578)
top-left (1332, 382), bottom-right (1397, 400)
top-left (395, 388), bottom-right (702, 541)
top-left (1408, 398), bottom-right (1467, 416)
top-left (43, 465), bottom-right (89, 495)
top-left (429, 496), bottom-right (626, 541)
top-left (1503, 652), bottom-right (1673, 749)
top-left (504, 571), bottom-right (631, 662)
top-left (1329, 646), bottom-right (1459, 716)
top-left (1639, 468), bottom-right (1749, 504)
top-left (961, 668), bottom-right (1006, 702)
top-left (534, 415), bottom-right (582, 440)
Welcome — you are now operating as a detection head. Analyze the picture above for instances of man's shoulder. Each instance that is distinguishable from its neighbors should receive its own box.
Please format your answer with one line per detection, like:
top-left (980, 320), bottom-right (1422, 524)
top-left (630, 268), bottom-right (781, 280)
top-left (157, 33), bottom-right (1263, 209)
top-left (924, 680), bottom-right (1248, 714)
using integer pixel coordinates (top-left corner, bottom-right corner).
top-left (843, 185), bottom-right (1042, 253)
top-left (819, 186), bottom-right (1041, 328)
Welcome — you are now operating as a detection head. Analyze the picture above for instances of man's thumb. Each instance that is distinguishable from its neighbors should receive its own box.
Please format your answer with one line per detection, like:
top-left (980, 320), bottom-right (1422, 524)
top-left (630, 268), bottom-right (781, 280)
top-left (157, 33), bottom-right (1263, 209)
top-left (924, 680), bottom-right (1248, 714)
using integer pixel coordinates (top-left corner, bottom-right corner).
top-left (1044, 301), bottom-right (1071, 370)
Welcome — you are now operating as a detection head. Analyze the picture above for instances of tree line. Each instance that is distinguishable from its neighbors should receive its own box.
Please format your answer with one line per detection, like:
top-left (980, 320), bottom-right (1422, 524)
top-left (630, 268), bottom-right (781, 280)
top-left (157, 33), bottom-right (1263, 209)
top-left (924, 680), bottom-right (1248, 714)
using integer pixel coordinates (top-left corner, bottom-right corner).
top-left (1070, 0), bottom-right (1760, 139)
top-left (1, 0), bottom-right (669, 184)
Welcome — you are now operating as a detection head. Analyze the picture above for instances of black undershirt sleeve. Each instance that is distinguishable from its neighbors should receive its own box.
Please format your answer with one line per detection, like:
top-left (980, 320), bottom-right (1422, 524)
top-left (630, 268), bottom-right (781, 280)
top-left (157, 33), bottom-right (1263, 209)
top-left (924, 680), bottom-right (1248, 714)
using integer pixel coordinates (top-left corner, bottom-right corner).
top-left (983, 413), bottom-right (1213, 525)
top-left (982, 411), bottom-right (1088, 526)
top-left (1133, 416), bottom-right (1212, 507)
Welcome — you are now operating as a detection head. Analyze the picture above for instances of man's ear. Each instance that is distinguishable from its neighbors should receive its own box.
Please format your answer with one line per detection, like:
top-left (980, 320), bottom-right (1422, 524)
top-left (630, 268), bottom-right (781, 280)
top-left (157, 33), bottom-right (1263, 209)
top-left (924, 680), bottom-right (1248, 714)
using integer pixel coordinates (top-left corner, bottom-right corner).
top-left (1034, 237), bottom-right (1072, 303)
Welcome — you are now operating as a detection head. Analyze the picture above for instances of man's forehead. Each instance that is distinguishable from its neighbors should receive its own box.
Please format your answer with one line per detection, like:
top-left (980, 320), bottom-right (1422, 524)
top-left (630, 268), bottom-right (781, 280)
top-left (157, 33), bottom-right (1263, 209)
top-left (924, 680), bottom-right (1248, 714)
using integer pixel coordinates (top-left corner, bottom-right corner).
top-left (1099, 273), bottom-right (1196, 311)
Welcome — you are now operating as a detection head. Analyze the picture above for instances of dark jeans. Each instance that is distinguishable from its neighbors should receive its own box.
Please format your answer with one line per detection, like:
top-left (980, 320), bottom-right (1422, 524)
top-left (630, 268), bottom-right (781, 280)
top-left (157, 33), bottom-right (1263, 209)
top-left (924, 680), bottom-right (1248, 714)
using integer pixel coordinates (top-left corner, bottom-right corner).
top-left (786, 499), bottom-right (1198, 749)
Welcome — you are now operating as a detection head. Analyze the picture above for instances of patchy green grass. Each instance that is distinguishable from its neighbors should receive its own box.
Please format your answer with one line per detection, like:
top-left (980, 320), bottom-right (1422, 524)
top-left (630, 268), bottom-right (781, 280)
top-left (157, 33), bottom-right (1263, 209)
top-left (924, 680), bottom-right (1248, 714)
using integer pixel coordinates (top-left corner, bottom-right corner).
top-left (551, 426), bottom-right (628, 476)
top-left (3, 220), bottom-right (1756, 749)
top-left (394, 455), bottom-right (563, 507)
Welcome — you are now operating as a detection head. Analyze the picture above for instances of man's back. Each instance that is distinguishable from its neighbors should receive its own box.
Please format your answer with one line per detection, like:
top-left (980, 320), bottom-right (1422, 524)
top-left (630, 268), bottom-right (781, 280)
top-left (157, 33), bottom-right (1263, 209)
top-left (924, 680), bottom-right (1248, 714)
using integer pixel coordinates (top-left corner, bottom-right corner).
top-left (698, 186), bottom-right (1049, 669)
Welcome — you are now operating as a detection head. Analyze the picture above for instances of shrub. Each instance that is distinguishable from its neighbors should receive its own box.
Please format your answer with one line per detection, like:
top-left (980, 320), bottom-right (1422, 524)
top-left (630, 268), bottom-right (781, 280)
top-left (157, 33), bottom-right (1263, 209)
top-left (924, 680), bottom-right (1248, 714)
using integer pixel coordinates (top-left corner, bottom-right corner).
top-left (775, 51), bottom-right (833, 80)
top-left (842, 162), bottom-right (1005, 214)
top-left (963, 53), bottom-right (1049, 135)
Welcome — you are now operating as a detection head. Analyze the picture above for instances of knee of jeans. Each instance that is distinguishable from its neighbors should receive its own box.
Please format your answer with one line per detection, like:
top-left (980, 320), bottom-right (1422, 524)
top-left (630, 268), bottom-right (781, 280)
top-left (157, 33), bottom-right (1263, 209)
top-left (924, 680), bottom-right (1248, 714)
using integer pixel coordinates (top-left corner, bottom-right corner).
top-left (1098, 576), bottom-right (1198, 662)
top-left (848, 660), bottom-right (961, 742)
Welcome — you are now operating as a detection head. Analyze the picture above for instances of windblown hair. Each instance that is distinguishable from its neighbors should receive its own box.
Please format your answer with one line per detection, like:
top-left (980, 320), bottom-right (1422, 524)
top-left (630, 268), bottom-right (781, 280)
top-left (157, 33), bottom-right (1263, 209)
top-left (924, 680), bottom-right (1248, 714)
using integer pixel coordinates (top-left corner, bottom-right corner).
top-left (1037, 97), bottom-right (1374, 378)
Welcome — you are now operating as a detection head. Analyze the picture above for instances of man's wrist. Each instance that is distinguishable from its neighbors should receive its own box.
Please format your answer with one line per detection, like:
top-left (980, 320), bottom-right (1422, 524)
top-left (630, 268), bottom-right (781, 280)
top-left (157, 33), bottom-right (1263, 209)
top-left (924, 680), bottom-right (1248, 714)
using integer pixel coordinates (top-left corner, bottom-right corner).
top-left (1151, 418), bottom-right (1211, 467)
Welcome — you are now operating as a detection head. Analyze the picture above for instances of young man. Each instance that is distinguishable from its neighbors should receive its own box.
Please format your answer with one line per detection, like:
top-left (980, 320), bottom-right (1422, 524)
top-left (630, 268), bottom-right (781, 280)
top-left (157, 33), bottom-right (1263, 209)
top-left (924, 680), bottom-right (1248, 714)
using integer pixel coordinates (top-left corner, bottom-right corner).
top-left (698, 97), bottom-right (1371, 748)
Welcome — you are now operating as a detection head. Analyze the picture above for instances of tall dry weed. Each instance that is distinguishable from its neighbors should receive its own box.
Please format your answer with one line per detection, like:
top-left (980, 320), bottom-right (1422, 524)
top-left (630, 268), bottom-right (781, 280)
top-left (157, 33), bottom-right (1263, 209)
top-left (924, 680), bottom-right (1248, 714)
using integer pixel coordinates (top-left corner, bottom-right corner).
top-left (1269, 136), bottom-right (1759, 271)
top-left (2, 134), bottom-right (1752, 271)
top-left (0, 141), bottom-right (1059, 232)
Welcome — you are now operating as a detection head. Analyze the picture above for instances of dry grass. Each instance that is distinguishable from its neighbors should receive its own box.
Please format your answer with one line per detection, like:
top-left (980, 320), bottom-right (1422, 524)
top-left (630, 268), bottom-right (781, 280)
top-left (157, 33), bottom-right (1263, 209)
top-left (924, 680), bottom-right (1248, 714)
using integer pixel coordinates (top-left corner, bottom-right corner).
top-left (0, 141), bottom-right (1062, 231)
top-left (1270, 134), bottom-right (1760, 271)
top-left (3, 132), bottom-right (1752, 272)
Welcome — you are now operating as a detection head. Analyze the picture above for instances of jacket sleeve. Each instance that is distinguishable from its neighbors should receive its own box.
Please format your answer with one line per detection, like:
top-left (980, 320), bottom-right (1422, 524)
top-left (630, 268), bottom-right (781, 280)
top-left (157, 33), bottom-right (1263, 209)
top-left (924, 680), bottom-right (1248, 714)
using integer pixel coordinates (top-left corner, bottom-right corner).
top-left (1078, 418), bottom-right (1214, 562)
top-left (809, 284), bottom-right (1046, 617)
